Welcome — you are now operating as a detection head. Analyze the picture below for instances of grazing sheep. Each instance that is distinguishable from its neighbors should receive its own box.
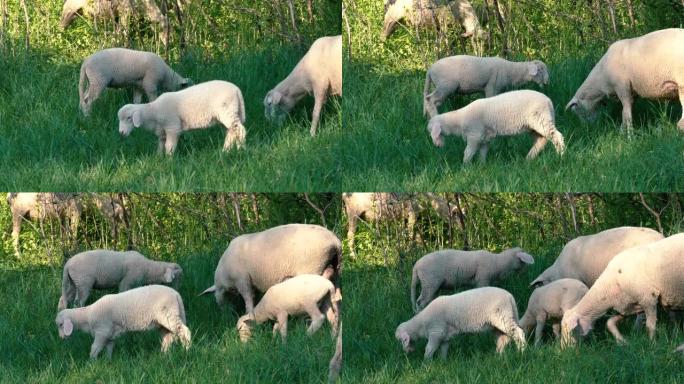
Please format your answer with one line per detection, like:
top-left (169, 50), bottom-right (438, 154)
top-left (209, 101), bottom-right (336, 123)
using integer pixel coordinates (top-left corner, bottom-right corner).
top-left (519, 278), bottom-right (588, 346)
top-left (423, 55), bottom-right (549, 118)
top-left (79, 48), bottom-right (190, 116)
top-left (411, 247), bottom-right (534, 313)
top-left (561, 233), bottom-right (684, 347)
top-left (427, 90), bottom-right (565, 164)
top-left (566, 28), bottom-right (684, 133)
top-left (264, 35), bottom-right (342, 136)
top-left (7, 193), bottom-right (82, 256)
top-left (200, 224), bottom-right (341, 315)
top-left (530, 227), bottom-right (664, 288)
top-left (56, 285), bottom-right (191, 359)
top-left (118, 80), bottom-right (246, 155)
top-left (236, 274), bottom-right (338, 342)
top-left (58, 249), bottom-right (183, 311)
top-left (396, 287), bottom-right (526, 360)
top-left (382, 0), bottom-right (485, 40)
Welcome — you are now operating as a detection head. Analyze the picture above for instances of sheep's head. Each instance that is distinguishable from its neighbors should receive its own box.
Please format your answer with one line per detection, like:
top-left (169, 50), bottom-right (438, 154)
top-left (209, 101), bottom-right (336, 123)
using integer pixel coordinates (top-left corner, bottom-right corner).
top-left (55, 311), bottom-right (74, 339)
top-left (528, 60), bottom-right (549, 86)
top-left (117, 104), bottom-right (142, 136)
top-left (565, 92), bottom-right (602, 123)
top-left (395, 324), bottom-right (414, 353)
top-left (60, 0), bottom-right (87, 29)
top-left (529, 267), bottom-right (557, 288)
top-left (236, 314), bottom-right (255, 343)
top-left (560, 310), bottom-right (591, 348)
top-left (263, 90), bottom-right (294, 124)
top-left (164, 263), bottom-right (183, 287)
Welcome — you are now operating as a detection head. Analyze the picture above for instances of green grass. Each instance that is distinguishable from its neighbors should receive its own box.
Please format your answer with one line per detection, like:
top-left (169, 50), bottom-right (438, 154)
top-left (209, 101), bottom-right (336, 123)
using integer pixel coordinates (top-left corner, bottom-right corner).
top-left (0, 46), bottom-right (342, 191)
top-left (343, 249), bottom-right (684, 383)
top-left (0, 246), bottom-right (336, 383)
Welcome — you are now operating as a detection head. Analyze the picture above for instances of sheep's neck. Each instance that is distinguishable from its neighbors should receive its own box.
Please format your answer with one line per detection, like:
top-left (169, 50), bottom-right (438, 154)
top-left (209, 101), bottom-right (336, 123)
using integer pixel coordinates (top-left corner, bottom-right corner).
top-left (70, 307), bottom-right (92, 333)
top-left (572, 281), bottom-right (615, 322)
top-left (507, 61), bottom-right (532, 87)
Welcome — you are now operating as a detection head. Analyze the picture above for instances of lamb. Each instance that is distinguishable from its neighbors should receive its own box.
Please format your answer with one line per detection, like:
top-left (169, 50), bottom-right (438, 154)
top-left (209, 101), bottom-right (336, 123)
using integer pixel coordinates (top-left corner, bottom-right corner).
top-left (395, 287), bottom-right (526, 360)
top-left (530, 226), bottom-right (664, 288)
top-left (79, 48), bottom-right (191, 116)
top-left (423, 55), bottom-right (549, 118)
top-left (561, 233), bottom-right (684, 347)
top-left (55, 285), bottom-right (191, 359)
top-left (236, 274), bottom-right (339, 342)
top-left (201, 224), bottom-right (341, 315)
top-left (57, 249), bottom-right (183, 311)
top-left (427, 90), bottom-right (565, 164)
top-left (382, 0), bottom-right (485, 40)
top-left (118, 80), bottom-right (246, 155)
top-left (566, 28), bottom-right (684, 133)
top-left (411, 247), bottom-right (534, 313)
top-left (519, 278), bottom-right (588, 346)
top-left (264, 35), bottom-right (342, 136)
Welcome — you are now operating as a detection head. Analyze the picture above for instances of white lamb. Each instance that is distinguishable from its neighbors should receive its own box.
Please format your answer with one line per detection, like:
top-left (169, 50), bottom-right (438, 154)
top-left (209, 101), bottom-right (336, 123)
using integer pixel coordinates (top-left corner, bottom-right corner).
top-left (236, 274), bottom-right (339, 343)
top-left (55, 285), bottom-right (191, 359)
top-left (118, 80), bottom-right (246, 155)
top-left (423, 55), bottom-right (549, 118)
top-left (427, 90), bottom-right (565, 164)
top-left (395, 287), bottom-right (526, 360)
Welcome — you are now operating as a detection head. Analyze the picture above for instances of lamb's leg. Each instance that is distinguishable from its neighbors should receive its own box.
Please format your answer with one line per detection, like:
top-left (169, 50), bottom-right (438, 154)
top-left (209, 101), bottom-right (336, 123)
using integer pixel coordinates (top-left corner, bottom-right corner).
top-left (160, 330), bottom-right (175, 352)
top-left (526, 133), bottom-right (548, 160)
top-left (478, 143), bottom-right (489, 163)
top-left (89, 335), bottom-right (108, 359)
top-left (644, 305), bottom-right (658, 340)
top-left (462, 138), bottom-right (480, 164)
top-left (495, 331), bottom-right (511, 354)
top-left (534, 316), bottom-right (546, 346)
top-left (76, 285), bottom-right (91, 307)
top-left (105, 340), bottom-right (115, 359)
top-left (223, 122), bottom-right (247, 151)
top-left (276, 312), bottom-right (289, 342)
top-left (606, 314), bottom-right (627, 344)
top-left (310, 88), bottom-right (328, 137)
top-left (11, 214), bottom-right (21, 256)
top-left (438, 341), bottom-right (450, 360)
top-left (425, 87), bottom-right (450, 118)
top-left (83, 80), bottom-right (106, 116)
top-left (347, 215), bottom-right (358, 257)
top-left (416, 282), bottom-right (439, 312)
top-left (157, 132), bottom-right (167, 155)
top-left (306, 304), bottom-right (326, 336)
top-left (424, 333), bottom-right (443, 360)
top-left (552, 323), bottom-right (561, 339)
top-left (164, 132), bottom-right (180, 155)
top-left (616, 89), bottom-right (634, 136)
top-left (491, 315), bottom-right (526, 351)
top-left (142, 78), bottom-right (159, 102)
top-left (321, 298), bottom-right (338, 336)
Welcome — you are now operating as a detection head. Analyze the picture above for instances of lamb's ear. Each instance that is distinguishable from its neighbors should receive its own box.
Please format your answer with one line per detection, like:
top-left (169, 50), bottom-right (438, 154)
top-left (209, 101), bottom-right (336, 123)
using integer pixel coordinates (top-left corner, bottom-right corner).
top-left (515, 251), bottom-right (535, 264)
top-left (63, 318), bottom-right (73, 337)
top-left (429, 121), bottom-right (443, 147)
top-left (132, 109), bottom-right (143, 128)
top-left (399, 330), bottom-right (411, 348)
top-left (164, 267), bottom-right (175, 283)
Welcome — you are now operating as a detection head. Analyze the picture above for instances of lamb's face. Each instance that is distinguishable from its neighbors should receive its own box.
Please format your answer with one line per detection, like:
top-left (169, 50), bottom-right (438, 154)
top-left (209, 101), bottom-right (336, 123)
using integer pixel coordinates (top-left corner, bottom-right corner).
top-left (236, 315), bottom-right (254, 343)
top-left (60, 0), bottom-right (86, 29)
top-left (117, 105), bottom-right (139, 136)
top-left (395, 325), bottom-right (414, 353)
top-left (55, 312), bottom-right (73, 339)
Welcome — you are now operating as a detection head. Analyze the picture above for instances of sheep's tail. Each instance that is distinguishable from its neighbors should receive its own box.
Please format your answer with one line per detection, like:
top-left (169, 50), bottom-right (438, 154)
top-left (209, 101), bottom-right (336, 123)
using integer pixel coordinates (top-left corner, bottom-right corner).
top-left (78, 62), bottom-right (88, 115)
top-left (410, 267), bottom-right (419, 313)
top-left (236, 87), bottom-right (246, 124)
top-left (423, 70), bottom-right (433, 117)
top-left (58, 266), bottom-right (74, 311)
top-left (328, 283), bottom-right (340, 334)
top-left (174, 294), bottom-right (192, 349)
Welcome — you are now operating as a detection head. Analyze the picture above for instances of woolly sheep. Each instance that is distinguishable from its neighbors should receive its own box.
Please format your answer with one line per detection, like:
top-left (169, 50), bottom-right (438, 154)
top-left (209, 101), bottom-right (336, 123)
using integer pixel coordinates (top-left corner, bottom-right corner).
top-left (201, 224), bottom-right (342, 315)
top-left (56, 285), bottom-right (191, 359)
top-left (566, 28), bottom-right (684, 133)
top-left (264, 35), bottom-right (342, 136)
top-left (236, 274), bottom-right (339, 342)
top-left (118, 80), bottom-right (246, 155)
top-left (519, 278), bottom-right (588, 346)
top-left (427, 90), bottom-right (565, 164)
top-left (411, 247), bottom-right (534, 313)
top-left (57, 249), bottom-right (183, 311)
top-left (382, 0), bottom-right (485, 40)
top-left (423, 55), bottom-right (549, 118)
top-left (395, 287), bottom-right (526, 360)
top-left (7, 193), bottom-right (82, 256)
top-left (561, 233), bottom-right (684, 346)
top-left (530, 226), bottom-right (664, 288)
top-left (79, 48), bottom-right (190, 116)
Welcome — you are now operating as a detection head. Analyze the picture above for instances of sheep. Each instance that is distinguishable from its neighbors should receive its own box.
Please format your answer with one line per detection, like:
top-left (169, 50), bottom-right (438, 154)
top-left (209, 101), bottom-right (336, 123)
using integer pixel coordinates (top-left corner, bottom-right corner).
top-left (57, 249), bottom-right (183, 311)
top-left (382, 0), bottom-right (485, 40)
top-left (55, 285), bottom-right (191, 359)
top-left (264, 35), bottom-right (342, 137)
top-left (79, 48), bottom-right (191, 116)
top-left (236, 274), bottom-right (339, 343)
top-left (423, 55), bottom-right (549, 118)
top-left (519, 278), bottom-right (588, 346)
top-left (427, 90), bottom-right (565, 164)
top-left (395, 287), bottom-right (526, 360)
top-left (561, 233), bottom-right (684, 347)
top-left (565, 28), bottom-right (684, 134)
top-left (118, 80), bottom-right (246, 155)
top-left (200, 224), bottom-right (341, 315)
top-left (7, 193), bottom-right (82, 256)
top-left (530, 226), bottom-right (665, 288)
top-left (411, 247), bottom-right (534, 313)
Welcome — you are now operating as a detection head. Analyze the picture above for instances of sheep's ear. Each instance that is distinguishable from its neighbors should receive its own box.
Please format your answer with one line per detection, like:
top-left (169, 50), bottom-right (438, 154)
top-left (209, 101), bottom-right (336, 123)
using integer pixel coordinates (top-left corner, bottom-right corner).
top-left (270, 91), bottom-right (282, 105)
top-left (429, 121), bottom-right (443, 147)
top-left (63, 318), bottom-right (73, 336)
top-left (399, 330), bottom-right (411, 348)
top-left (565, 98), bottom-right (578, 112)
top-left (515, 251), bottom-right (535, 264)
top-left (529, 277), bottom-right (544, 287)
top-left (132, 109), bottom-right (142, 128)
top-left (164, 267), bottom-right (174, 283)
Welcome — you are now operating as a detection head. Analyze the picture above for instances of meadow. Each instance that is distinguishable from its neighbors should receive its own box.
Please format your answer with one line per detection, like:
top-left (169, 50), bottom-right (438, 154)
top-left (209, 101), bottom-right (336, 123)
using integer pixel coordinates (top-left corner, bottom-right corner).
top-left (340, 0), bottom-right (684, 191)
top-left (0, 1), bottom-right (342, 191)
top-left (342, 193), bottom-right (684, 383)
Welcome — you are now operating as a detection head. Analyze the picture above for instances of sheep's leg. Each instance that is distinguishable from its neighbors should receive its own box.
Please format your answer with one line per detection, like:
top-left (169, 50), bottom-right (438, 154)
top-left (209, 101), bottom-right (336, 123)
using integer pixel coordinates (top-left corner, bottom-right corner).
top-left (534, 316), bottom-right (546, 346)
top-left (160, 330), bottom-right (175, 352)
top-left (495, 331), bottom-right (511, 354)
top-left (157, 132), bottom-right (167, 155)
top-left (142, 78), bottom-right (159, 102)
top-left (235, 279), bottom-right (255, 314)
top-left (89, 335), bottom-right (108, 359)
top-left (76, 285), bottom-right (91, 307)
top-left (272, 322), bottom-right (280, 337)
top-left (644, 304), bottom-right (658, 340)
top-left (416, 283), bottom-right (439, 312)
top-left (306, 304), bottom-right (326, 336)
top-left (83, 80), bottom-right (106, 116)
top-left (484, 82), bottom-right (498, 98)
top-left (277, 312), bottom-right (289, 342)
top-left (425, 87), bottom-right (449, 118)
top-left (616, 89), bottom-right (634, 137)
top-left (438, 341), bottom-right (450, 360)
top-left (164, 132), bottom-right (180, 155)
top-left (462, 139), bottom-right (480, 164)
top-left (552, 323), bottom-right (561, 339)
top-left (11, 214), bottom-right (21, 256)
top-left (133, 89), bottom-right (143, 104)
top-left (424, 333), bottom-right (443, 360)
top-left (606, 314), bottom-right (627, 344)
top-left (310, 88), bottom-right (328, 136)
top-left (118, 277), bottom-right (133, 292)
top-left (526, 133), bottom-right (548, 160)
top-left (347, 215), bottom-right (358, 257)
top-left (478, 143), bottom-right (489, 163)
top-left (105, 340), bottom-right (115, 359)
top-left (491, 316), bottom-right (526, 352)
top-left (222, 121), bottom-right (247, 151)
top-left (321, 298), bottom-right (338, 336)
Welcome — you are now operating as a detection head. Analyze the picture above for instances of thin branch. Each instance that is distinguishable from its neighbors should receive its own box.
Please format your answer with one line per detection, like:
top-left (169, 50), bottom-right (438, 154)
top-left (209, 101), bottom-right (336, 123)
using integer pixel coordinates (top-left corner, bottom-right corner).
top-left (639, 193), bottom-right (663, 234)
